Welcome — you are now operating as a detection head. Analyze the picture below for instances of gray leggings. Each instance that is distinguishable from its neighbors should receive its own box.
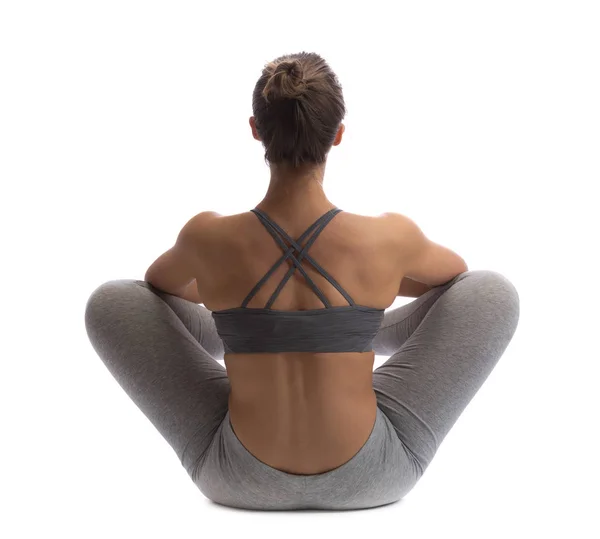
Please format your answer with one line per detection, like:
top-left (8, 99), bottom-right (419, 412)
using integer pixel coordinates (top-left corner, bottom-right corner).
top-left (84, 269), bottom-right (520, 511)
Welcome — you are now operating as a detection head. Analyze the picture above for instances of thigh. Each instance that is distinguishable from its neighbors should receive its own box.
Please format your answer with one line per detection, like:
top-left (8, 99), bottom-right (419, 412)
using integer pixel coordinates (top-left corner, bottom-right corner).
top-left (84, 279), bottom-right (230, 476)
top-left (372, 270), bottom-right (520, 475)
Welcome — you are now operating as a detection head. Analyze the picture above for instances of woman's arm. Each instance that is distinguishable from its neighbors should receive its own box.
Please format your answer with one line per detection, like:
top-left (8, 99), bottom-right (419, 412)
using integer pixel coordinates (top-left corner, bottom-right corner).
top-left (178, 279), bottom-right (203, 304)
top-left (398, 276), bottom-right (434, 298)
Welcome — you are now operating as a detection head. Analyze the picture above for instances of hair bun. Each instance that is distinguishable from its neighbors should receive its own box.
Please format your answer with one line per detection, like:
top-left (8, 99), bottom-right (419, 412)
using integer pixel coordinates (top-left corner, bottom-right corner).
top-left (276, 60), bottom-right (303, 79)
top-left (262, 60), bottom-right (306, 102)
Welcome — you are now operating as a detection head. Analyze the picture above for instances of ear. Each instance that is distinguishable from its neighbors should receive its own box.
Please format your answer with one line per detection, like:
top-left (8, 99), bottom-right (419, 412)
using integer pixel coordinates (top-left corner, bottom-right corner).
top-left (332, 123), bottom-right (345, 146)
top-left (249, 116), bottom-right (261, 141)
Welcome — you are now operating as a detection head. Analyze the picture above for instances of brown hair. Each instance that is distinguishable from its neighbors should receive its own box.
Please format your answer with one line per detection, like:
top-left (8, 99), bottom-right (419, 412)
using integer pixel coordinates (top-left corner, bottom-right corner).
top-left (252, 51), bottom-right (346, 168)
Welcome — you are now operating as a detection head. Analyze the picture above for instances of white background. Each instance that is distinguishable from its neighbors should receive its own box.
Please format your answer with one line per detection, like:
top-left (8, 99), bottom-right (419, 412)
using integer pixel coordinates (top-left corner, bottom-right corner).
top-left (1, 1), bottom-right (598, 537)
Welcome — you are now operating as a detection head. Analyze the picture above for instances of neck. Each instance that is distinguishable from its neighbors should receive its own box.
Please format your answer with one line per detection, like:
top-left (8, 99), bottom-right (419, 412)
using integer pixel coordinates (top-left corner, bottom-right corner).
top-left (256, 162), bottom-right (335, 213)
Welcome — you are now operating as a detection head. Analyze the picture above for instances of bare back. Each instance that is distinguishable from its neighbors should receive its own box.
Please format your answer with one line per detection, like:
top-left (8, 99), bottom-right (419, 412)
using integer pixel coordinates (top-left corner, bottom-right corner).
top-left (192, 207), bottom-right (405, 474)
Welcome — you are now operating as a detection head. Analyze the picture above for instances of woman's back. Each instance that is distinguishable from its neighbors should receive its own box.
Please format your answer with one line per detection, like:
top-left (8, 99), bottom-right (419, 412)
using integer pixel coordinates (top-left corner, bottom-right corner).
top-left (193, 206), bottom-right (404, 474)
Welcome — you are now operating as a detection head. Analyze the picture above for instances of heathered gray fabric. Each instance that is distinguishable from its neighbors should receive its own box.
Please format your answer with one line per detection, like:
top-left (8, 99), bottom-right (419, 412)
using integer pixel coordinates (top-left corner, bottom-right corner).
top-left (211, 207), bottom-right (386, 354)
top-left (212, 305), bottom-right (385, 354)
top-left (84, 269), bottom-right (520, 511)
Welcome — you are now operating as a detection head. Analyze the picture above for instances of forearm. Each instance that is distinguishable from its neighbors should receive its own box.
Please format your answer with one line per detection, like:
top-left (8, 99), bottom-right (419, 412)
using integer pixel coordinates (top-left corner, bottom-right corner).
top-left (179, 279), bottom-right (203, 304)
top-left (398, 276), bottom-right (434, 298)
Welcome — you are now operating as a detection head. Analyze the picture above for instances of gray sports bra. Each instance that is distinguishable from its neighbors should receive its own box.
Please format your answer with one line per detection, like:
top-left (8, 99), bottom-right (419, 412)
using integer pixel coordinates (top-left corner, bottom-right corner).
top-left (211, 207), bottom-right (386, 354)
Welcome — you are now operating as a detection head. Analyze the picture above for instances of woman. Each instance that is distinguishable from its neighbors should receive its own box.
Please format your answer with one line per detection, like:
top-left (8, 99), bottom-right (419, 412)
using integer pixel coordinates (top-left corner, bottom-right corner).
top-left (84, 51), bottom-right (520, 511)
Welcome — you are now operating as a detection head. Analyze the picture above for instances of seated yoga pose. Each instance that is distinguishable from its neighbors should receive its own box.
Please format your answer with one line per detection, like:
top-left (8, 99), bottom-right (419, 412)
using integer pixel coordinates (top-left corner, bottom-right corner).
top-left (84, 51), bottom-right (520, 511)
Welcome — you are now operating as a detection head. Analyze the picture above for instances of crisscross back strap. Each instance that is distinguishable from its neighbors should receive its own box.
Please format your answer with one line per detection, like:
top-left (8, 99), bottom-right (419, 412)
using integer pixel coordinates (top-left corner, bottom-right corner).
top-left (242, 207), bottom-right (356, 309)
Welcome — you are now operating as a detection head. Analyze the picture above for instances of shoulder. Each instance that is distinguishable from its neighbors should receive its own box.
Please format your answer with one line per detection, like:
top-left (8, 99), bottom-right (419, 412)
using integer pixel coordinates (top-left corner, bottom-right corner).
top-left (192, 210), bottom-right (224, 222)
top-left (376, 211), bottom-right (415, 252)
top-left (378, 211), bottom-right (413, 234)
top-left (187, 211), bottom-right (223, 228)
top-left (177, 211), bottom-right (223, 244)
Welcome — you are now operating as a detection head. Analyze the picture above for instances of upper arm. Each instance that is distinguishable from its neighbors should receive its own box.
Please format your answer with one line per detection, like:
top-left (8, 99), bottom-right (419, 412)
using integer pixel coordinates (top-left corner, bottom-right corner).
top-left (144, 211), bottom-right (219, 296)
top-left (385, 212), bottom-right (469, 288)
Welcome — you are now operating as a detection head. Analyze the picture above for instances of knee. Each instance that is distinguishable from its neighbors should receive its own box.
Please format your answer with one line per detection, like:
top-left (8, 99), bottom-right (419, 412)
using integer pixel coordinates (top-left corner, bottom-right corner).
top-left (463, 269), bottom-right (520, 327)
top-left (84, 279), bottom-right (145, 327)
top-left (85, 278), bottom-right (141, 305)
top-left (466, 269), bottom-right (519, 299)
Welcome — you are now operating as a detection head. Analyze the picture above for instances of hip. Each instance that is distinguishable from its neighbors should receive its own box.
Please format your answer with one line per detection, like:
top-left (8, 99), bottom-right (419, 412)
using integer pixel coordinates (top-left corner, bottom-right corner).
top-left (193, 405), bottom-right (421, 510)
